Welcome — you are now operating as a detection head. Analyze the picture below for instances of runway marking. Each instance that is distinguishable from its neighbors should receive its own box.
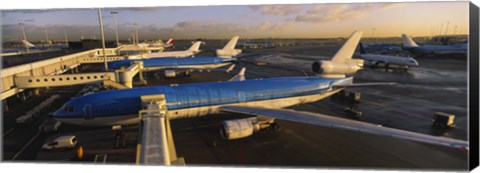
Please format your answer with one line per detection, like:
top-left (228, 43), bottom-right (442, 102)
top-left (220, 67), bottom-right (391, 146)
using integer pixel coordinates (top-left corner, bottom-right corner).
top-left (12, 131), bottom-right (41, 160)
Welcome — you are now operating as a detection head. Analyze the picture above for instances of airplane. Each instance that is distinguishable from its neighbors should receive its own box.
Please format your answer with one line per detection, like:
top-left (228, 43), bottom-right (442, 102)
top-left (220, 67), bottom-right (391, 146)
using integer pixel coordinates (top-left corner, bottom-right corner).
top-left (53, 31), bottom-right (468, 150)
top-left (360, 43), bottom-right (402, 53)
top-left (108, 56), bottom-right (238, 77)
top-left (216, 36), bottom-right (242, 58)
top-left (146, 41), bottom-right (202, 58)
top-left (358, 42), bottom-right (419, 71)
top-left (401, 34), bottom-right (467, 55)
top-left (149, 38), bottom-right (174, 48)
top-left (22, 40), bottom-right (69, 50)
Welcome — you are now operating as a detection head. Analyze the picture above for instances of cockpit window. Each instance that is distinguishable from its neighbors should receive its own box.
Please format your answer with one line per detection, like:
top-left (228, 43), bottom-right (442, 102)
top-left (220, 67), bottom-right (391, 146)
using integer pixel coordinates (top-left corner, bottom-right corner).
top-left (63, 106), bottom-right (74, 112)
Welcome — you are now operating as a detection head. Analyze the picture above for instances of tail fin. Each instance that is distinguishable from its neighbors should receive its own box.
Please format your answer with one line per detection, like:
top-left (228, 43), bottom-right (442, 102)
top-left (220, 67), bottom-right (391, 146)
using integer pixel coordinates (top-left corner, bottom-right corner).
top-left (216, 36), bottom-right (242, 58)
top-left (331, 31), bottom-right (364, 62)
top-left (188, 41), bottom-right (202, 52)
top-left (359, 42), bottom-right (367, 54)
top-left (229, 67), bottom-right (246, 81)
top-left (222, 36), bottom-right (240, 50)
top-left (401, 34), bottom-right (419, 47)
top-left (166, 38), bottom-right (174, 45)
top-left (22, 40), bottom-right (36, 48)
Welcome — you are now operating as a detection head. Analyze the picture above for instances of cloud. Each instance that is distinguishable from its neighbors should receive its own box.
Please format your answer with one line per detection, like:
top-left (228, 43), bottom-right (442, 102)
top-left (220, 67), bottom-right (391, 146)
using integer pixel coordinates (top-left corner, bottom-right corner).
top-left (24, 19), bottom-right (35, 22)
top-left (294, 3), bottom-right (407, 23)
top-left (255, 22), bottom-right (292, 31)
top-left (250, 5), bottom-right (302, 16)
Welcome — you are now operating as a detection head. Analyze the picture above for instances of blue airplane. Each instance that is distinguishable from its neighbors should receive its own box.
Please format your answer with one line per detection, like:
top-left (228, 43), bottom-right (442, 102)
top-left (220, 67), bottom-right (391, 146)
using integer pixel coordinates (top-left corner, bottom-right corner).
top-left (361, 43), bottom-right (402, 53)
top-left (108, 56), bottom-right (237, 77)
top-left (53, 31), bottom-right (468, 150)
top-left (401, 34), bottom-right (467, 55)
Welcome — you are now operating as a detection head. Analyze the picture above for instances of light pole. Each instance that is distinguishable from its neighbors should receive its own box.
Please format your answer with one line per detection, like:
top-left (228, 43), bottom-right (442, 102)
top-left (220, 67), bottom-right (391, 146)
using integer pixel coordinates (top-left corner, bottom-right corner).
top-left (19, 23), bottom-right (29, 52)
top-left (133, 23), bottom-right (139, 45)
top-left (44, 26), bottom-right (50, 45)
top-left (98, 8), bottom-right (108, 71)
top-left (64, 29), bottom-right (68, 44)
top-left (371, 28), bottom-right (376, 44)
top-left (444, 21), bottom-right (450, 37)
top-left (111, 11), bottom-right (119, 46)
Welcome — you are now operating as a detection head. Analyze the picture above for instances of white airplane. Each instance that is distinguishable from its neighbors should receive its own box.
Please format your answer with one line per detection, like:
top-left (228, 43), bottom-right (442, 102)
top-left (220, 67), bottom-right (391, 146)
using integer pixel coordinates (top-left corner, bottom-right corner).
top-left (216, 36), bottom-right (242, 58)
top-left (148, 38), bottom-right (174, 48)
top-left (359, 42), bottom-right (419, 71)
top-left (146, 41), bottom-right (202, 58)
top-left (401, 34), bottom-right (467, 55)
top-left (54, 31), bottom-right (468, 151)
top-left (22, 40), bottom-right (68, 50)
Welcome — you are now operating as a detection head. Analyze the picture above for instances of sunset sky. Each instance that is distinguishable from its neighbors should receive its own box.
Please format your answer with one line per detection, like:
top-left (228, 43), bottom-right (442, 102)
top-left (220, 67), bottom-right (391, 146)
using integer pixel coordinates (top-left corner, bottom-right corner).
top-left (1, 1), bottom-right (469, 41)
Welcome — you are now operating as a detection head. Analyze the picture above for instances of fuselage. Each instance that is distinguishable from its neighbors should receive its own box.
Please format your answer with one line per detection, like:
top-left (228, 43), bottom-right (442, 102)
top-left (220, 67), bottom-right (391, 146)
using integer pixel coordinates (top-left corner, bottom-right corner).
top-left (363, 44), bottom-right (402, 52)
top-left (108, 56), bottom-right (237, 71)
top-left (360, 54), bottom-right (419, 66)
top-left (53, 76), bottom-right (351, 126)
top-left (147, 50), bottom-right (199, 58)
top-left (402, 44), bottom-right (467, 54)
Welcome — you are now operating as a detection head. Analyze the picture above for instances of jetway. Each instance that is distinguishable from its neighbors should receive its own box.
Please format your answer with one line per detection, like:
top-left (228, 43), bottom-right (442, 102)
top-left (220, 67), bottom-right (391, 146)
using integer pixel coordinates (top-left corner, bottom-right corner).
top-left (136, 94), bottom-right (184, 165)
top-left (1, 46), bottom-right (157, 100)
top-left (13, 61), bottom-right (145, 89)
top-left (1, 48), bottom-right (119, 100)
top-left (14, 73), bottom-right (117, 88)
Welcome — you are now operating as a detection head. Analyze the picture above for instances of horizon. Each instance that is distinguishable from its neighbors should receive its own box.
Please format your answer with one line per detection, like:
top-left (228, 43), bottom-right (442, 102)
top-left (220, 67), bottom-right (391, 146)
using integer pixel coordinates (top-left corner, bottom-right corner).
top-left (1, 2), bottom-right (469, 42)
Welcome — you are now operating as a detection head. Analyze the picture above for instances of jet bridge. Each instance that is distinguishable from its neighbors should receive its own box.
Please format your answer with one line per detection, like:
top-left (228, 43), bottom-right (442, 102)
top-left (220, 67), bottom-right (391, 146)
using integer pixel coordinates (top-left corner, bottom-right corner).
top-left (12, 61), bottom-right (146, 89)
top-left (136, 94), bottom-right (184, 165)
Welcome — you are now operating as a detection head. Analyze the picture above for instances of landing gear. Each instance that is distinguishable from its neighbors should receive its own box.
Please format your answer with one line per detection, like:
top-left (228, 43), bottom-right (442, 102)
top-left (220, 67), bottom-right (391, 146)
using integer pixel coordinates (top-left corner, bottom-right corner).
top-left (384, 64), bottom-right (390, 72)
top-left (269, 122), bottom-right (280, 131)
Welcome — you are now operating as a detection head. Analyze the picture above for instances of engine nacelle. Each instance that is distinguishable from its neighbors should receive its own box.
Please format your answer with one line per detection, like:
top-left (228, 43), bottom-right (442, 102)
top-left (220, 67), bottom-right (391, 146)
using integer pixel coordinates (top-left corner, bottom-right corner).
top-left (216, 49), bottom-right (242, 58)
top-left (311, 60), bottom-right (363, 75)
top-left (220, 117), bottom-right (276, 140)
top-left (164, 70), bottom-right (177, 78)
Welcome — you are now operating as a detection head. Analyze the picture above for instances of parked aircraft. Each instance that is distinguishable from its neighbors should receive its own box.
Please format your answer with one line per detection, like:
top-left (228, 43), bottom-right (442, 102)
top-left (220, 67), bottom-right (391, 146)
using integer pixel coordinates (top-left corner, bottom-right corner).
top-left (108, 56), bottom-right (237, 77)
top-left (53, 31), bottom-right (468, 150)
top-left (359, 42), bottom-right (419, 71)
top-left (361, 43), bottom-right (402, 53)
top-left (216, 36), bottom-right (242, 58)
top-left (22, 40), bottom-right (69, 50)
top-left (146, 41), bottom-right (202, 58)
top-left (401, 34), bottom-right (467, 55)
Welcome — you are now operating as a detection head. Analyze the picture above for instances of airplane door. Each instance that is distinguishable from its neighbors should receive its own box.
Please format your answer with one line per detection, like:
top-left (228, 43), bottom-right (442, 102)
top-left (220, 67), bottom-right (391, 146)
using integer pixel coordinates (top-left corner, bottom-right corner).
top-left (238, 91), bottom-right (246, 103)
top-left (83, 104), bottom-right (93, 119)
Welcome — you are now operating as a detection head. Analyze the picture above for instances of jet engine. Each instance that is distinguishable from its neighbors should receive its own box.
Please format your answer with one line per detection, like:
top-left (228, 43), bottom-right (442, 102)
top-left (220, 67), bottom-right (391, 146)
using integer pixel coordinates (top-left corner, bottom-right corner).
top-left (164, 70), bottom-right (190, 78)
top-left (311, 60), bottom-right (364, 76)
top-left (220, 117), bottom-right (278, 140)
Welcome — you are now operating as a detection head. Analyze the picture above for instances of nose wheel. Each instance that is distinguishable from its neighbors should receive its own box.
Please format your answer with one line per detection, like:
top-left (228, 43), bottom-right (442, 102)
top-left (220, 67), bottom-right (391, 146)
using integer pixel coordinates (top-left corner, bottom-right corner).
top-left (269, 122), bottom-right (280, 131)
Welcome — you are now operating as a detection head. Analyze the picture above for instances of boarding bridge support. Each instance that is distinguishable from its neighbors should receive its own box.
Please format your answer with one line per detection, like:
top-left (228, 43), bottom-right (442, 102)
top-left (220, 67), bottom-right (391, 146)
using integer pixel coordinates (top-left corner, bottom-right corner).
top-left (115, 61), bottom-right (146, 88)
top-left (136, 94), bottom-right (184, 165)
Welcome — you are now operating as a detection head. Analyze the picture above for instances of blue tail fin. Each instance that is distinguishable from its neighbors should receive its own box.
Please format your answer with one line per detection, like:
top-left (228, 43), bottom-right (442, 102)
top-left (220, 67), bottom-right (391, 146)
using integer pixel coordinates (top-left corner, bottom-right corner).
top-left (359, 42), bottom-right (367, 54)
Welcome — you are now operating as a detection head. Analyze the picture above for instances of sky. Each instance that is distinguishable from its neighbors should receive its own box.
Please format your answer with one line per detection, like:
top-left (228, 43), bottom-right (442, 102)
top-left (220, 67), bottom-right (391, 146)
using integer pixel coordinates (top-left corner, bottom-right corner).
top-left (0, 1), bottom-right (469, 42)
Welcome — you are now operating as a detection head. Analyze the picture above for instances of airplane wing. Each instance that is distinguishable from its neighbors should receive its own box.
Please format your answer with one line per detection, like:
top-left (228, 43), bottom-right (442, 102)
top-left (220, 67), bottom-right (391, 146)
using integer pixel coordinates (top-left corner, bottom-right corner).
top-left (332, 82), bottom-right (397, 88)
top-left (219, 106), bottom-right (469, 150)
top-left (162, 64), bottom-right (237, 73)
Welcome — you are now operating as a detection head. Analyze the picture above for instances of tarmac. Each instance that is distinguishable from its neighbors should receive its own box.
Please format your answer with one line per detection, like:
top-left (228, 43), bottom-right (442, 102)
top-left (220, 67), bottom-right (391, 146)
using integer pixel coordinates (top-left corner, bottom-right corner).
top-left (1, 41), bottom-right (469, 170)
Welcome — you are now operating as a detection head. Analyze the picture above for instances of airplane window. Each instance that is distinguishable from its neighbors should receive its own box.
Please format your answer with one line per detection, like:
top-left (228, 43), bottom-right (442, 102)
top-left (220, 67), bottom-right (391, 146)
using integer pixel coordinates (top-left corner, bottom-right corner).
top-left (44, 79), bottom-right (48, 82)
top-left (52, 78), bottom-right (56, 81)
top-left (36, 79), bottom-right (40, 82)
top-left (28, 79), bottom-right (32, 83)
